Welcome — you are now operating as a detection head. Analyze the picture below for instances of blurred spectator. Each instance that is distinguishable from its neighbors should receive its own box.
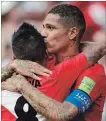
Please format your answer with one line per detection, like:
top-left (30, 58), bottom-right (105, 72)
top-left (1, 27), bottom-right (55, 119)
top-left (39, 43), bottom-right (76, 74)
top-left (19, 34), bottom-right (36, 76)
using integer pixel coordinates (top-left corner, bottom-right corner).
top-left (92, 30), bottom-right (106, 73)
top-left (67, 1), bottom-right (106, 42)
top-left (1, 1), bottom-right (23, 67)
top-left (20, 1), bottom-right (60, 32)
top-left (92, 29), bottom-right (106, 121)
top-left (1, 44), bottom-right (12, 67)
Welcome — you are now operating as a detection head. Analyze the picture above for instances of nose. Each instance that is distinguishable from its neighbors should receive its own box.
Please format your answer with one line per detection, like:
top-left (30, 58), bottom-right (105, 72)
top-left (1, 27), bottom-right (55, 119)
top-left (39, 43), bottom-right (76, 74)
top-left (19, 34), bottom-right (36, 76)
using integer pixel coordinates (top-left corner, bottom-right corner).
top-left (41, 29), bottom-right (48, 38)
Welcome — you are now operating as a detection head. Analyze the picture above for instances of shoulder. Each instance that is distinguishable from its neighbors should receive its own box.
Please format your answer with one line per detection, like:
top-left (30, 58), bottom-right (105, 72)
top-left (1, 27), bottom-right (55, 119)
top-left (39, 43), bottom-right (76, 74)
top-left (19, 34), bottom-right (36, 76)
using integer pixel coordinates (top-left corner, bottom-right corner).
top-left (79, 63), bottom-right (106, 79)
top-left (74, 64), bottom-right (106, 101)
top-left (76, 63), bottom-right (106, 95)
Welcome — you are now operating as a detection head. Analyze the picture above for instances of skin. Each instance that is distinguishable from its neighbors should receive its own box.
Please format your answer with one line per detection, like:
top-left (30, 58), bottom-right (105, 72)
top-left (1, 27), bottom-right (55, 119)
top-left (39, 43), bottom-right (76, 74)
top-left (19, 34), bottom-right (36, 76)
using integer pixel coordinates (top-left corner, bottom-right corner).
top-left (2, 74), bottom-right (78, 121)
top-left (2, 13), bottom-right (106, 121)
top-left (42, 13), bottom-right (79, 64)
top-left (1, 63), bottom-right (14, 82)
top-left (1, 59), bottom-right (52, 82)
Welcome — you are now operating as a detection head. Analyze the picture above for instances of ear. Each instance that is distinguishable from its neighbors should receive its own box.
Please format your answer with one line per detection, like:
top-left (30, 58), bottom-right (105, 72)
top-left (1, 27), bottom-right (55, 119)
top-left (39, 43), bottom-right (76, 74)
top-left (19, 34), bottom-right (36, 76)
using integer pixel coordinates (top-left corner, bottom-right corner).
top-left (68, 27), bottom-right (79, 40)
top-left (12, 56), bottom-right (16, 60)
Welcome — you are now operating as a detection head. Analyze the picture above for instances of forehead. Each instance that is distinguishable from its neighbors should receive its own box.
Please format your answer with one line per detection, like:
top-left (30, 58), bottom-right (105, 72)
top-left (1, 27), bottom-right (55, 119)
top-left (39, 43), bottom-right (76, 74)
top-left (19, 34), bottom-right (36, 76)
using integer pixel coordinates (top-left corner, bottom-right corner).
top-left (43, 13), bottom-right (62, 26)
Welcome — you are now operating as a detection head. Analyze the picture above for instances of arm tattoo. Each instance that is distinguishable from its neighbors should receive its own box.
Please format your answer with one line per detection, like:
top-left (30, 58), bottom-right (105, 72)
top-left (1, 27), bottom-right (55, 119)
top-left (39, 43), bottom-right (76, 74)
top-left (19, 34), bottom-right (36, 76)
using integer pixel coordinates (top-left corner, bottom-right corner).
top-left (20, 82), bottom-right (78, 121)
top-left (80, 42), bottom-right (106, 66)
top-left (1, 65), bottom-right (14, 82)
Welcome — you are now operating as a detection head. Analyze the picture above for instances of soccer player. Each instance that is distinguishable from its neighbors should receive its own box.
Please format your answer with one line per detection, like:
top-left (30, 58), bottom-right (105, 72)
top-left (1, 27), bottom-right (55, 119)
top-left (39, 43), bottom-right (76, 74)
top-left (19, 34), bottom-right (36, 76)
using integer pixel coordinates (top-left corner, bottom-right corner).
top-left (1, 22), bottom-right (98, 121)
top-left (2, 4), bottom-right (106, 121)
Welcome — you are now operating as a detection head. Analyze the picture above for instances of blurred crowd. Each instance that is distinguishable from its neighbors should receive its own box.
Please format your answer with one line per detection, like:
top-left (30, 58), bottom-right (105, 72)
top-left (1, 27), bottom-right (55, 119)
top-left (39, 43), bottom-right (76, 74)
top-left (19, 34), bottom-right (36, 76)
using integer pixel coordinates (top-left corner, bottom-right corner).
top-left (1, 1), bottom-right (106, 121)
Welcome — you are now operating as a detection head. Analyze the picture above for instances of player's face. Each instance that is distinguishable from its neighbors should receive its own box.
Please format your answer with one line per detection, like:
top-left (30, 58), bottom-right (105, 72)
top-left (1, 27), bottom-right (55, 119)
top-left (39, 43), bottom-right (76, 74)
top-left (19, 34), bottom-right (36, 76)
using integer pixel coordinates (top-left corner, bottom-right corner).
top-left (41, 13), bottom-right (71, 54)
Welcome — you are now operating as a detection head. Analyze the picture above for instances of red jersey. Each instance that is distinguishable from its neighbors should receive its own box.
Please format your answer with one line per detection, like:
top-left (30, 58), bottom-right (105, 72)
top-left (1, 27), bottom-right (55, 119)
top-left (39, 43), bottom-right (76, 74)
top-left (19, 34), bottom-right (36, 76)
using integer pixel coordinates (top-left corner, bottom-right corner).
top-left (70, 63), bottom-right (106, 121)
top-left (2, 53), bottom-right (88, 121)
top-left (32, 53), bottom-right (88, 102)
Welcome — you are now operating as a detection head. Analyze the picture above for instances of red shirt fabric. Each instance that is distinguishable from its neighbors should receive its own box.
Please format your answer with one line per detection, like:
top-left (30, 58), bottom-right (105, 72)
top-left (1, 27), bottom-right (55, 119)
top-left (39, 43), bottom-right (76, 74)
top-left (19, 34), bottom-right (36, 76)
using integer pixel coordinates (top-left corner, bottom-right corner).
top-left (1, 105), bottom-right (16, 121)
top-left (1, 53), bottom-right (88, 121)
top-left (71, 63), bottom-right (106, 121)
top-left (37, 53), bottom-right (88, 102)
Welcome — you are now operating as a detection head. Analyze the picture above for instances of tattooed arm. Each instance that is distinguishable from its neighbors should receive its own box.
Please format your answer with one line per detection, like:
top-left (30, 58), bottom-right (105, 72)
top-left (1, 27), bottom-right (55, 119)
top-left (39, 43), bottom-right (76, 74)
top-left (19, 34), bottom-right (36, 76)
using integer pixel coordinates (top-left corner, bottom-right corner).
top-left (2, 41), bottom-right (105, 82)
top-left (80, 41), bottom-right (106, 66)
top-left (1, 63), bottom-right (14, 82)
top-left (21, 81), bottom-right (78, 121)
top-left (1, 59), bottom-right (52, 82)
top-left (2, 74), bottom-right (78, 121)
top-left (2, 42), bottom-right (106, 120)
top-left (1, 42), bottom-right (106, 82)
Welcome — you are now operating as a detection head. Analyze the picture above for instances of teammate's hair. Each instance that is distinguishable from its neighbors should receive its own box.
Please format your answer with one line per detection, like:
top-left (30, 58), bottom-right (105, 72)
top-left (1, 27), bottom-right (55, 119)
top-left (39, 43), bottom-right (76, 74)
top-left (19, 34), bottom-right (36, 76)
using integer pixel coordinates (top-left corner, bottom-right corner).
top-left (48, 4), bottom-right (86, 42)
top-left (12, 22), bottom-right (47, 63)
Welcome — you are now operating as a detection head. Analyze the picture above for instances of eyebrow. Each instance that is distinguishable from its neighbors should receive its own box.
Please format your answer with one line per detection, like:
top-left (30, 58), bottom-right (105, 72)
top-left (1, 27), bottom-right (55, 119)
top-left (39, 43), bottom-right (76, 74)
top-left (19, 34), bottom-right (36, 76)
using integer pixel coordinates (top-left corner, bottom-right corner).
top-left (43, 23), bottom-right (57, 28)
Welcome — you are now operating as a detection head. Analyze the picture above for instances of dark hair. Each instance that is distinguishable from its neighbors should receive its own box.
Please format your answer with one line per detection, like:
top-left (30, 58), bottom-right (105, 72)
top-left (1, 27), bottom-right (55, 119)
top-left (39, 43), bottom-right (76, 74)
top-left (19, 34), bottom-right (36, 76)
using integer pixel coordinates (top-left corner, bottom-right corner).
top-left (12, 22), bottom-right (47, 63)
top-left (48, 4), bottom-right (86, 42)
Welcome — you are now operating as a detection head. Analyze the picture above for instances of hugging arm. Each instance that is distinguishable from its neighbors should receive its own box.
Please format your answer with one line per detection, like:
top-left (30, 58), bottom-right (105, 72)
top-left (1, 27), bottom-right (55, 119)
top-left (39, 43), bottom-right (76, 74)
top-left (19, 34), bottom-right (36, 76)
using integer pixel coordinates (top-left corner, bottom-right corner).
top-left (80, 41), bottom-right (106, 66)
top-left (1, 41), bottom-right (106, 82)
top-left (2, 68), bottom-right (105, 121)
top-left (2, 41), bottom-right (105, 83)
top-left (21, 83), bottom-right (78, 121)
top-left (1, 59), bottom-right (52, 82)
top-left (2, 42), bottom-right (106, 121)
top-left (2, 74), bottom-right (78, 121)
top-left (1, 63), bottom-right (14, 82)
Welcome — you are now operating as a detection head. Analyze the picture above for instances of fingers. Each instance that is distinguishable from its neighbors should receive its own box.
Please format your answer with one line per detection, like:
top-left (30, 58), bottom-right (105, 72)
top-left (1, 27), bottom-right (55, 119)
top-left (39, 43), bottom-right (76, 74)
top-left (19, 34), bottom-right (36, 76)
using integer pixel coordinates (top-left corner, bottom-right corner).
top-left (19, 71), bottom-right (41, 80)
top-left (14, 68), bottom-right (41, 80)
top-left (28, 73), bottom-right (41, 80)
top-left (32, 62), bottom-right (52, 74)
top-left (37, 72), bottom-right (50, 77)
top-left (32, 65), bottom-right (52, 75)
top-left (11, 62), bottom-right (52, 79)
top-left (33, 69), bottom-right (51, 77)
top-left (43, 68), bottom-right (52, 74)
top-left (30, 64), bottom-right (52, 77)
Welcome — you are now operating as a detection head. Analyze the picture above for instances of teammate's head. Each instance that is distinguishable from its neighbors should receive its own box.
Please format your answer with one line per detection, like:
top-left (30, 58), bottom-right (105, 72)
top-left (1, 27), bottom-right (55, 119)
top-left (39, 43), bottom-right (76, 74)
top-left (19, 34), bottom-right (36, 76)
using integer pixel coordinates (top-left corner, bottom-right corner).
top-left (12, 22), bottom-right (47, 64)
top-left (41, 4), bottom-right (86, 53)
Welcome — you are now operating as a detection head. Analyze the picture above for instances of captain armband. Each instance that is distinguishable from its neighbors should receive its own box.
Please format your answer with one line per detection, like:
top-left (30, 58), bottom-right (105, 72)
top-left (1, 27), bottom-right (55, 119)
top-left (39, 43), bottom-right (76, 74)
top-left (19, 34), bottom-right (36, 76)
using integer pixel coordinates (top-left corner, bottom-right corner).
top-left (65, 90), bottom-right (92, 113)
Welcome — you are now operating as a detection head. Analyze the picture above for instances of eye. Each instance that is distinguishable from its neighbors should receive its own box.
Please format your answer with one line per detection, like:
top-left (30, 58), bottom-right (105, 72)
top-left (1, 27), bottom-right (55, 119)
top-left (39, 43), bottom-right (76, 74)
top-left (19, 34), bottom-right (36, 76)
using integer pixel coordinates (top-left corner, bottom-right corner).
top-left (47, 25), bottom-right (55, 31)
top-left (42, 25), bottom-right (45, 28)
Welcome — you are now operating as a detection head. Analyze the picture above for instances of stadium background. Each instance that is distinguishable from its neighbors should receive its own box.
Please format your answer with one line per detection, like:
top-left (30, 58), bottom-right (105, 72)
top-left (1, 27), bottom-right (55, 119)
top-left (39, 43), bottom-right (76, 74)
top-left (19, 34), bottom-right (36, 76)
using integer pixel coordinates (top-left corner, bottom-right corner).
top-left (1, 1), bottom-right (106, 121)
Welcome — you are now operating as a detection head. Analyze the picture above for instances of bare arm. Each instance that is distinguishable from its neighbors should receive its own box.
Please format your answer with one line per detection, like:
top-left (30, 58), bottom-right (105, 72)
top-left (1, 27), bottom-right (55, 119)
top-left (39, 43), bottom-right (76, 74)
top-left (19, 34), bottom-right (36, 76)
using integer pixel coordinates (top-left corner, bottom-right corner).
top-left (2, 41), bottom-right (105, 82)
top-left (2, 41), bottom-right (106, 121)
top-left (1, 63), bottom-right (14, 82)
top-left (22, 82), bottom-right (78, 121)
top-left (1, 59), bottom-right (52, 82)
top-left (80, 41), bottom-right (106, 66)
top-left (2, 74), bottom-right (78, 121)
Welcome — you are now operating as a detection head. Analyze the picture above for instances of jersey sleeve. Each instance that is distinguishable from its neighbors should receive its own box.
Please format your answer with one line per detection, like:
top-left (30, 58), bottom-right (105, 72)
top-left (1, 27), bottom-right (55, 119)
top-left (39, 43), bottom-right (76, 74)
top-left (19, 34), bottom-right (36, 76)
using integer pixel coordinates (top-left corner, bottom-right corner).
top-left (65, 64), bottom-right (106, 113)
top-left (74, 64), bottom-right (106, 102)
top-left (55, 53), bottom-right (89, 87)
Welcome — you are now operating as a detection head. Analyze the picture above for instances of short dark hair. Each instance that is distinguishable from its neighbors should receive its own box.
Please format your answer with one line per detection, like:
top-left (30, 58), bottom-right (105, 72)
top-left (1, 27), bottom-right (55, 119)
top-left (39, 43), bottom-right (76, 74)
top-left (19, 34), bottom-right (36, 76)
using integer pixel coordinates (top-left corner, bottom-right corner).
top-left (12, 22), bottom-right (47, 63)
top-left (48, 4), bottom-right (86, 42)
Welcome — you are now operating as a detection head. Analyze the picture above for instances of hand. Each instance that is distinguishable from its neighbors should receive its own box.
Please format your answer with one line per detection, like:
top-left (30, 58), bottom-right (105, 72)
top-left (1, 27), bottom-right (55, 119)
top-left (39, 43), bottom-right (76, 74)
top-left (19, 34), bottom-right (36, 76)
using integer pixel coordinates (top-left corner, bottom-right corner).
top-left (9, 59), bottom-right (52, 80)
top-left (1, 74), bottom-right (27, 92)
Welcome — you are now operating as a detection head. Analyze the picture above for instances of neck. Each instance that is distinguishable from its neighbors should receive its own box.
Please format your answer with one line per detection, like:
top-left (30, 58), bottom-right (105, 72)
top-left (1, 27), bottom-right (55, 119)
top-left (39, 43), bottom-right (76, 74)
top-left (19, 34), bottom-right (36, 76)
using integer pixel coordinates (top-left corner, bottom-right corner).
top-left (56, 46), bottom-right (79, 64)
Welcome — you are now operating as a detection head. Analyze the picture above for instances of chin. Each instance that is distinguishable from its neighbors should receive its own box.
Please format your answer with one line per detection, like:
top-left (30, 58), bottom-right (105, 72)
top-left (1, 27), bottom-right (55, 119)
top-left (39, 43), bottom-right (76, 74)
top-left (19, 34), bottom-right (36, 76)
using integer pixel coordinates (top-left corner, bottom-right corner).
top-left (47, 48), bottom-right (57, 54)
